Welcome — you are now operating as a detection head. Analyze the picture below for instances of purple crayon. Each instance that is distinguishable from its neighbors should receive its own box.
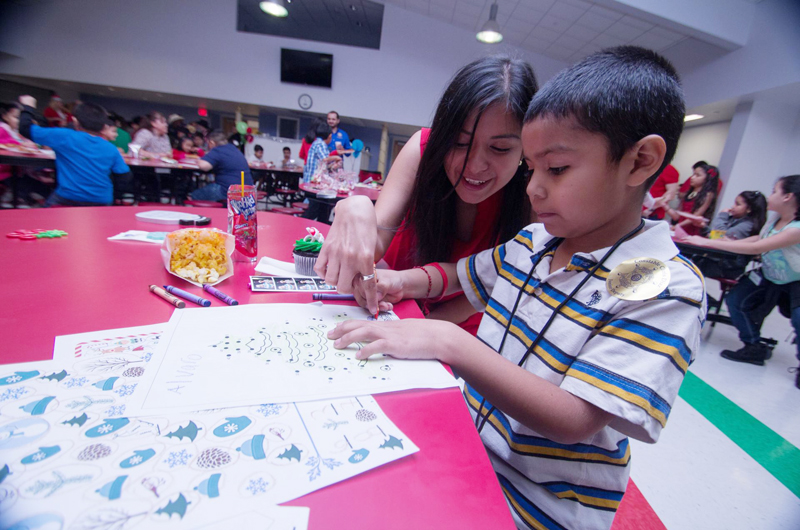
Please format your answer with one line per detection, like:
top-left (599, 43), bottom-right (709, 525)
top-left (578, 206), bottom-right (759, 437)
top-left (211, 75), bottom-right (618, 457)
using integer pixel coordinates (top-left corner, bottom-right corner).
top-left (163, 285), bottom-right (211, 307)
top-left (203, 283), bottom-right (239, 305)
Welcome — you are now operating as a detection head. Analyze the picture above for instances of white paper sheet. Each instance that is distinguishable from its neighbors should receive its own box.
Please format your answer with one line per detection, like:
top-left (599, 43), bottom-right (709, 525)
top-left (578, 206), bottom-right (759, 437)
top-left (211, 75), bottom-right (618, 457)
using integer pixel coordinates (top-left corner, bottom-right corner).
top-left (255, 256), bottom-right (316, 278)
top-left (0, 353), bottom-right (416, 528)
top-left (124, 303), bottom-right (457, 416)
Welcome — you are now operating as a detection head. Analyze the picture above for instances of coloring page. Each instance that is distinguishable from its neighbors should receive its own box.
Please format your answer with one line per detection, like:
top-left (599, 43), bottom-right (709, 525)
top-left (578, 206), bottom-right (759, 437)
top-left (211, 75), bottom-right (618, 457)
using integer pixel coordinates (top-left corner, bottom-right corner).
top-left (124, 303), bottom-right (456, 416)
top-left (0, 359), bottom-right (415, 528)
top-left (52, 324), bottom-right (165, 365)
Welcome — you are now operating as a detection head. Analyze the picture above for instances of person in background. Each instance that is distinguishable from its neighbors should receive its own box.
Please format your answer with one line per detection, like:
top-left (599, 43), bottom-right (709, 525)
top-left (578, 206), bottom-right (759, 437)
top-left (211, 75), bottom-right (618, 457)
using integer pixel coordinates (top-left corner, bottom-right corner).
top-left (168, 114), bottom-right (185, 142)
top-left (326, 111), bottom-right (351, 153)
top-left (190, 131), bottom-right (252, 202)
top-left (299, 121), bottom-right (318, 162)
top-left (107, 114), bottom-right (131, 154)
top-left (173, 136), bottom-right (203, 161)
top-left (18, 96), bottom-right (131, 207)
top-left (0, 101), bottom-right (53, 205)
top-left (130, 112), bottom-right (171, 158)
top-left (130, 116), bottom-right (142, 136)
top-left (644, 163), bottom-right (679, 219)
top-left (683, 176), bottom-right (800, 386)
top-left (664, 163), bottom-right (720, 235)
top-left (248, 144), bottom-right (265, 165)
top-left (43, 94), bottom-right (72, 127)
top-left (281, 146), bottom-right (294, 169)
top-left (193, 131), bottom-right (207, 151)
top-left (705, 190), bottom-right (768, 240)
top-left (302, 121), bottom-right (340, 184)
top-left (316, 56), bottom-right (537, 333)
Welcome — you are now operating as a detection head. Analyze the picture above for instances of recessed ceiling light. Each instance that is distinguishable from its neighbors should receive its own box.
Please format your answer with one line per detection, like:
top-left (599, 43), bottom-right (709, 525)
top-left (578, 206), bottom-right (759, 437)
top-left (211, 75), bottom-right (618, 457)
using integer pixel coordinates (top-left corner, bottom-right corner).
top-left (684, 114), bottom-right (704, 122)
top-left (260, 0), bottom-right (288, 17)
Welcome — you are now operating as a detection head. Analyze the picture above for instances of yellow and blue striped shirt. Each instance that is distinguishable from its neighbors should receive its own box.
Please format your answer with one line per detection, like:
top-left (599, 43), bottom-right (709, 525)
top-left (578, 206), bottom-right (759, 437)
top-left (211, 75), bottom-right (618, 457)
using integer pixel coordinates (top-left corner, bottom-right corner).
top-left (457, 220), bottom-right (705, 530)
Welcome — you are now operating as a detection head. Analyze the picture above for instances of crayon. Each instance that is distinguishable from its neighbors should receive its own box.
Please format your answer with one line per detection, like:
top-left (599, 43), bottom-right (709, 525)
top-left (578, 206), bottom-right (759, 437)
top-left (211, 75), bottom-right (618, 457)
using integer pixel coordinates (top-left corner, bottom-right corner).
top-left (203, 284), bottom-right (239, 305)
top-left (149, 285), bottom-right (185, 308)
top-left (312, 293), bottom-right (356, 301)
top-left (164, 285), bottom-right (211, 307)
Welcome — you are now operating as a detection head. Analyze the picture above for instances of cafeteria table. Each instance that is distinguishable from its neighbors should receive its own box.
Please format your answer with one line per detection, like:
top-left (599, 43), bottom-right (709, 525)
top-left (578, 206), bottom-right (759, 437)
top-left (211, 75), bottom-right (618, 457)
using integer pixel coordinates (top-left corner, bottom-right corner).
top-left (0, 206), bottom-right (515, 529)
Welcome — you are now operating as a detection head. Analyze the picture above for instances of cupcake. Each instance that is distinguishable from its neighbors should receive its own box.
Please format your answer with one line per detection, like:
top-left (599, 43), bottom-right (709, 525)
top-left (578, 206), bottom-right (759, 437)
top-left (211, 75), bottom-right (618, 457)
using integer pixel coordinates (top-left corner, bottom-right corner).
top-left (293, 227), bottom-right (324, 276)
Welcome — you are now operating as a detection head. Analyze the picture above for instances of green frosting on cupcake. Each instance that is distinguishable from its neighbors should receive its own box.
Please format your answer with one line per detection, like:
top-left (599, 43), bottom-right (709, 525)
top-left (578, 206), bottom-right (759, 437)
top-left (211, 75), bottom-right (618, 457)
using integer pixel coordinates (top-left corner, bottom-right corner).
top-left (294, 239), bottom-right (323, 253)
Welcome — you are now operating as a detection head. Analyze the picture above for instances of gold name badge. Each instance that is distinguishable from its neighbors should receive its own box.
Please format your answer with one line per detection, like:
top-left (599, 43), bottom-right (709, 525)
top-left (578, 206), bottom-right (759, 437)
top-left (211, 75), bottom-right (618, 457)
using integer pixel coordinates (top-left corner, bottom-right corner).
top-left (606, 258), bottom-right (670, 301)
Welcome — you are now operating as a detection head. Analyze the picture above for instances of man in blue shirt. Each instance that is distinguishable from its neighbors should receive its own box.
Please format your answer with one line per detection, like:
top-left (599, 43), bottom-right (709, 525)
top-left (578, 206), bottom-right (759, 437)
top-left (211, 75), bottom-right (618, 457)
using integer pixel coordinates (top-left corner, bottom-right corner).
top-left (326, 111), bottom-right (351, 153)
top-left (18, 96), bottom-right (131, 207)
top-left (192, 131), bottom-right (253, 202)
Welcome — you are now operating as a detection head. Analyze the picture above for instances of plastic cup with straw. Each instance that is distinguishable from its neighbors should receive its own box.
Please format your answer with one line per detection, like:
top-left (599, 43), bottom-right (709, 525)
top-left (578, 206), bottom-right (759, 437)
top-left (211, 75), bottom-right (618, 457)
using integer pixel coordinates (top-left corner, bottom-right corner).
top-left (241, 171), bottom-right (245, 197)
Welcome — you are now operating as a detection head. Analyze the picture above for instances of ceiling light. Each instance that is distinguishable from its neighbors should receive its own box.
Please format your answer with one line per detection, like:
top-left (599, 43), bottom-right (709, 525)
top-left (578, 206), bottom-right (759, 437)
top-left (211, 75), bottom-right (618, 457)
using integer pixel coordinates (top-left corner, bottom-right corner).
top-left (477, 2), bottom-right (503, 44)
top-left (684, 114), bottom-right (704, 122)
top-left (260, 0), bottom-right (288, 17)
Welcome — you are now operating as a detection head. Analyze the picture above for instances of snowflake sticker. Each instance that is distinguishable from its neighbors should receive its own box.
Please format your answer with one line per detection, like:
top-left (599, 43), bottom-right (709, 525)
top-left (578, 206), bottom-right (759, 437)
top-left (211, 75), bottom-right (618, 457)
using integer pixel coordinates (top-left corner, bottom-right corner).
top-left (104, 405), bottom-right (126, 417)
top-left (0, 386), bottom-right (30, 402)
top-left (164, 449), bottom-right (192, 468)
top-left (245, 477), bottom-right (271, 495)
top-left (98, 424), bottom-right (114, 434)
top-left (6, 375), bottom-right (21, 383)
top-left (224, 424), bottom-right (238, 434)
top-left (64, 377), bottom-right (89, 388)
top-left (255, 404), bottom-right (284, 417)
top-left (114, 384), bottom-right (138, 397)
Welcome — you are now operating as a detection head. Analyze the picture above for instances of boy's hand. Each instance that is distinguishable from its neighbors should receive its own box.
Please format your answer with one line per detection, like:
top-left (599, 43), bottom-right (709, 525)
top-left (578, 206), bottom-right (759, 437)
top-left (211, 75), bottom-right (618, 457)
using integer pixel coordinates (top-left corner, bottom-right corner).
top-left (328, 318), bottom-right (464, 362)
top-left (19, 95), bottom-right (36, 108)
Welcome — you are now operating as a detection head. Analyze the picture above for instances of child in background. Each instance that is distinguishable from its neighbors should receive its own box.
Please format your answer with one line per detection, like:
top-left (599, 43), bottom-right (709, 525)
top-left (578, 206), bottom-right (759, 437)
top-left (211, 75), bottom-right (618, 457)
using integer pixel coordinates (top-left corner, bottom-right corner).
top-left (193, 131), bottom-right (207, 152)
top-left (191, 131), bottom-right (252, 202)
top-left (42, 95), bottom-right (71, 127)
top-left (706, 190), bottom-right (767, 240)
top-left (664, 164), bottom-right (720, 235)
top-left (281, 146), bottom-right (294, 169)
top-left (685, 175), bottom-right (800, 383)
top-left (0, 102), bottom-right (53, 205)
top-left (331, 46), bottom-right (703, 530)
top-left (18, 96), bottom-right (131, 206)
top-left (249, 144), bottom-right (265, 165)
top-left (173, 136), bottom-right (204, 161)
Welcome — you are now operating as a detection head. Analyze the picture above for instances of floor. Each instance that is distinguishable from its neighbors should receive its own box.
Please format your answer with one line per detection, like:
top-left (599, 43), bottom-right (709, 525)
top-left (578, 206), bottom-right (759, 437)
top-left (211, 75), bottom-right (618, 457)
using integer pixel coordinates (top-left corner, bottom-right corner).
top-left (613, 281), bottom-right (800, 530)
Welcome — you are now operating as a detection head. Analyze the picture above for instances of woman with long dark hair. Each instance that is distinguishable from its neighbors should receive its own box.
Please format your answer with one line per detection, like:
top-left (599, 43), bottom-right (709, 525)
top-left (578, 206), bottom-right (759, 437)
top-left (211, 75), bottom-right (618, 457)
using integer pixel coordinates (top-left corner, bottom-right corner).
top-left (315, 55), bottom-right (538, 334)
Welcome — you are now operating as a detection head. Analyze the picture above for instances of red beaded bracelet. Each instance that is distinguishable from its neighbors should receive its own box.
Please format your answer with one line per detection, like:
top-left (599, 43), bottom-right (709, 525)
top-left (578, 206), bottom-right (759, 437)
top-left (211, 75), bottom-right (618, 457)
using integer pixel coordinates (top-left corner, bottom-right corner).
top-left (414, 266), bottom-right (433, 299)
top-left (425, 262), bottom-right (448, 302)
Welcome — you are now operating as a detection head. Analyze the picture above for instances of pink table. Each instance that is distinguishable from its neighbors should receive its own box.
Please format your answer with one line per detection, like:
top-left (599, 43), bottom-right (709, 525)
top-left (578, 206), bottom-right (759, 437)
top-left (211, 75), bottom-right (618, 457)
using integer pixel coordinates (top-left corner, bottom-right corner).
top-left (0, 206), bottom-right (514, 529)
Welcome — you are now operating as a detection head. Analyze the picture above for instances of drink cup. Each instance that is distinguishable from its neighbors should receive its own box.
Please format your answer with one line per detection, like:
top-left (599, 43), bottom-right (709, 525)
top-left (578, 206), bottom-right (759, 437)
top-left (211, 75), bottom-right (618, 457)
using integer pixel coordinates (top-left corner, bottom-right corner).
top-left (227, 185), bottom-right (258, 263)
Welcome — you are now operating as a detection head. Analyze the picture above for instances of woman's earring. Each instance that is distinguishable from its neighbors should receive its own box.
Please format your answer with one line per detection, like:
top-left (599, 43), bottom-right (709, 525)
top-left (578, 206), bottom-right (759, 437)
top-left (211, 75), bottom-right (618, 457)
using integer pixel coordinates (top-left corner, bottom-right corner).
top-left (519, 159), bottom-right (524, 166)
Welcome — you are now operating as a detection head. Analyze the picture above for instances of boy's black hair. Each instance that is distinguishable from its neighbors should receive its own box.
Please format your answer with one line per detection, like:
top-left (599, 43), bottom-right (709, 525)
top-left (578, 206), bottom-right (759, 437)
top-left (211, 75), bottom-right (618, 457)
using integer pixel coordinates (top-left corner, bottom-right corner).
top-left (692, 160), bottom-right (708, 170)
top-left (73, 102), bottom-right (111, 133)
top-left (314, 121), bottom-right (332, 139)
top-left (254, 144), bottom-right (264, 152)
top-left (283, 146), bottom-right (291, 153)
top-left (525, 45), bottom-right (685, 189)
top-left (0, 101), bottom-right (21, 117)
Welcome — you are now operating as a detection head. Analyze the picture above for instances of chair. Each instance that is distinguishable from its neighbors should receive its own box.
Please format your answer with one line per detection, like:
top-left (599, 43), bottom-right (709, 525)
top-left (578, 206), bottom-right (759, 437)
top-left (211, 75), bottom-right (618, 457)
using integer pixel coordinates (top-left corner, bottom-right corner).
top-left (271, 206), bottom-right (303, 216)
top-left (292, 202), bottom-right (309, 210)
top-left (708, 278), bottom-right (737, 328)
top-left (185, 200), bottom-right (225, 208)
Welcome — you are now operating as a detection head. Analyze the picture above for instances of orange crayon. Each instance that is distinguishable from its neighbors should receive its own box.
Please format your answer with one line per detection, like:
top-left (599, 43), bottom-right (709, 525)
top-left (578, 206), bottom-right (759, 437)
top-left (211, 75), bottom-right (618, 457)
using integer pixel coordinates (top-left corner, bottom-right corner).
top-left (149, 285), bottom-right (185, 308)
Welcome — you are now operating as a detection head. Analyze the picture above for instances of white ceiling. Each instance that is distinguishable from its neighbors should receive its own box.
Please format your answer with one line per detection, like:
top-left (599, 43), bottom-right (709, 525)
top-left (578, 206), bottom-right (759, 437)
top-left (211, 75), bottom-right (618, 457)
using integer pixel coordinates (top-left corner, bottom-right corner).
top-left (383, 0), bottom-right (708, 64)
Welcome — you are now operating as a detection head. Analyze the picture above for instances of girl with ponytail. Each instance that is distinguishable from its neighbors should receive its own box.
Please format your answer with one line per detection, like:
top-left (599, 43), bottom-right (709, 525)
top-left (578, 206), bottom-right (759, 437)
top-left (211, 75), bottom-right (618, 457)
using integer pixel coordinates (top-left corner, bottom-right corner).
top-left (685, 175), bottom-right (800, 375)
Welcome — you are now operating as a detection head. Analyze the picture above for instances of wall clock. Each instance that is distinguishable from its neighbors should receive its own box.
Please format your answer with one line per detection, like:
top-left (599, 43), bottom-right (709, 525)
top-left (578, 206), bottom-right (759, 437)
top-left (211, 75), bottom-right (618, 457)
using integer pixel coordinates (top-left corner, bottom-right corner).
top-left (298, 94), bottom-right (312, 110)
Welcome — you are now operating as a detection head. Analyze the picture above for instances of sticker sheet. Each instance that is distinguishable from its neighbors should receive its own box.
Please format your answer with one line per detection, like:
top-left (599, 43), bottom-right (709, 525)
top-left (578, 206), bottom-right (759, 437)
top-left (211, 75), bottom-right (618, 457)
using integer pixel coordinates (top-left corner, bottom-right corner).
top-left (250, 276), bottom-right (336, 292)
top-left (125, 303), bottom-right (457, 416)
top-left (0, 357), bottom-right (415, 528)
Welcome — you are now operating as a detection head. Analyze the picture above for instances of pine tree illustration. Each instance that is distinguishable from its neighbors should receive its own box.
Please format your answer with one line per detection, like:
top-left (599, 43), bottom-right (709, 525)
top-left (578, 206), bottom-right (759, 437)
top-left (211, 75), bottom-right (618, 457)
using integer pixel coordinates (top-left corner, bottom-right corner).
top-left (164, 421), bottom-right (200, 442)
top-left (62, 413), bottom-right (89, 427)
top-left (79, 357), bottom-right (144, 374)
top-left (154, 493), bottom-right (190, 519)
top-left (40, 370), bottom-right (68, 382)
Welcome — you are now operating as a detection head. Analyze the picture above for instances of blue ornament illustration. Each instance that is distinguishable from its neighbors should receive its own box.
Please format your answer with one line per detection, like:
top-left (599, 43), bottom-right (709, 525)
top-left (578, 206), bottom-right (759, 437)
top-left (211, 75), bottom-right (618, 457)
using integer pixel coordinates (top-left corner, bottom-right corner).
top-left (40, 370), bottom-right (68, 382)
top-left (120, 448), bottom-right (156, 468)
top-left (96, 475), bottom-right (128, 500)
top-left (3, 513), bottom-right (64, 530)
top-left (213, 416), bottom-right (251, 437)
top-left (93, 377), bottom-right (119, 391)
top-left (85, 418), bottom-right (130, 438)
top-left (1, 370), bottom-right (40, 385)
top-left (194, 473), bottom-right (222, 498)
top-left (0, 464), bottom-right (10, 484)
top-left (236, 434), bottom-right (267, 460)
top-left (0, 418), bottom-right (49, 449)
top-left (21, 445), bottom-right (61, 464)
top-left (19, 396), bottom-right (55, 415)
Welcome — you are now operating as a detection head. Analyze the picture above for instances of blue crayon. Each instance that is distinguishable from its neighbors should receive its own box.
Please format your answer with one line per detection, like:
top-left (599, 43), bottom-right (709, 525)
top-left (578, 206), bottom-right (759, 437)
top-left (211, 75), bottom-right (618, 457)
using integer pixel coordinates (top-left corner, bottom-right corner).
top-left (203, 283), bottom-right (239, 305)
top-left (163, 285), bottom-right (211, 307)
top-left (312, 293), bottom-right (356, 301)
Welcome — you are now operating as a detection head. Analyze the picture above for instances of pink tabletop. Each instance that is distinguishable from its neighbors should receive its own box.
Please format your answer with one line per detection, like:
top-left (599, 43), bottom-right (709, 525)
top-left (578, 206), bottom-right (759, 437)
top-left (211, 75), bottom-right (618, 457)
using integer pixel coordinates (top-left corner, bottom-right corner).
top-left (299, 182), bottom-right (352, 199)
top-left (0, 206), bottom-right (514, 529)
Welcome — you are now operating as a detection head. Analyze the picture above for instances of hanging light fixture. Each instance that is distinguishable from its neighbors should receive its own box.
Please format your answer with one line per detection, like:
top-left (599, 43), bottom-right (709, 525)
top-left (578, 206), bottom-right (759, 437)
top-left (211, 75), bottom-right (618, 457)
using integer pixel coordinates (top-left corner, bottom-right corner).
top-left (260, 0), bottom-right (288, 17)
top-left (477, 2), bottom-right (503, 44)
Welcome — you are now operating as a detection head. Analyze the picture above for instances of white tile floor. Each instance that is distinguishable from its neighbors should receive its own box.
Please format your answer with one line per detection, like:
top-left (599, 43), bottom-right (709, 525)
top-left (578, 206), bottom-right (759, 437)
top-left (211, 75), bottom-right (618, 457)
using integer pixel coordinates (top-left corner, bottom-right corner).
top-left (630, 281), bottom-right (800, 529)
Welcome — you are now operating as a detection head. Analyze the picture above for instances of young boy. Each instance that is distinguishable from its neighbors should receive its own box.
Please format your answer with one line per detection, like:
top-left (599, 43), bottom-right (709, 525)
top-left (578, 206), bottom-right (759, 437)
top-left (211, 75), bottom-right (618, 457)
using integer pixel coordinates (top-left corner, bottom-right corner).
top-left (249, 144), bottom-right (265, 165)
top-left (330, 46), bottom-right (704, 530)
top-left (192, 131), bottom-right (253, 202)
top-left (280, 146), bottom-right (293, 168)
top-left (19, 96), bottom-right (131, 206)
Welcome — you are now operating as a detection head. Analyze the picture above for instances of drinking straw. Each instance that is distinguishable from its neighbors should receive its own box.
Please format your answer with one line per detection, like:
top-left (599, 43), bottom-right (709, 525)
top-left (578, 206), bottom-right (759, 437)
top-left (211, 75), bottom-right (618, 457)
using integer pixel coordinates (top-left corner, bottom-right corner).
top-left (241, 171), bottom-right (245, 197)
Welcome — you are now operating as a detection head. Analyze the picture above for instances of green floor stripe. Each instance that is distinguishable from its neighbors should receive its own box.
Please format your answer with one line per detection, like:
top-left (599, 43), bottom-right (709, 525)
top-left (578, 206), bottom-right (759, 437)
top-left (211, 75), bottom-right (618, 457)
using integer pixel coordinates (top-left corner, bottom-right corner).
top-left (679, 371), bottom-right (800, 497)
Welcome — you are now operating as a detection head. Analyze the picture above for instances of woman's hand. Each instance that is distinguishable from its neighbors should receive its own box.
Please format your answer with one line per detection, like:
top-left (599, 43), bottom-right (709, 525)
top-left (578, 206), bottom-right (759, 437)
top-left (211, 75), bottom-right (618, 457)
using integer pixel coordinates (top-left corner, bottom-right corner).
top-left (351, 269), bottom-right (407, 313)
top-left (327, 318), bottom-right (465, 362)
top-left (683, 235), bottom-right (711, 247)
top-left (315, 196), bottom-right (380, 312)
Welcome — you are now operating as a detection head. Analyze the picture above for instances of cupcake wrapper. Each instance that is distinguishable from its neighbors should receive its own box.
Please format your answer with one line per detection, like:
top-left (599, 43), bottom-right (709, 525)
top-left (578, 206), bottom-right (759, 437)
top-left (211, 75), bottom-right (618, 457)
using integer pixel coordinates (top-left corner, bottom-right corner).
top-left (293, 253), bottom-right (318, 276)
